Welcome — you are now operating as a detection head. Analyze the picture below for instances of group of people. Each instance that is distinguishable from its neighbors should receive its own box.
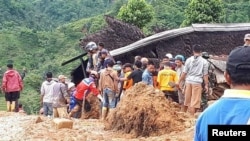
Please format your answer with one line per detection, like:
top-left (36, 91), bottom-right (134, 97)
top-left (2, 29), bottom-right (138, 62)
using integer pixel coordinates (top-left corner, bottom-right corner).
top-left (0, 42), bottom-right (214, 120)
top-left (78, 41), bottom-right (213, 121)
top-left (2, 32), bottom-right (250, 140)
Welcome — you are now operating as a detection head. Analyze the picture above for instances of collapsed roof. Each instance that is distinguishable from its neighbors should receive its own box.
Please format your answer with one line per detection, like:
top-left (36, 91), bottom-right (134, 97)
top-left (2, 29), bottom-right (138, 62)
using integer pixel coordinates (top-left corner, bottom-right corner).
top-left (109, 23), bottom-right (250, 63)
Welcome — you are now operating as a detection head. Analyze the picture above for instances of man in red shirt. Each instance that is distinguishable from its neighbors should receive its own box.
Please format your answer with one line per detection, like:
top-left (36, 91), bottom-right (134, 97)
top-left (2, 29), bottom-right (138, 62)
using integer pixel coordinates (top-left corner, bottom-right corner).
top-left (68, 71), bottom-right (103, 118)
top-left (2, 63), bottom-right (23, 112)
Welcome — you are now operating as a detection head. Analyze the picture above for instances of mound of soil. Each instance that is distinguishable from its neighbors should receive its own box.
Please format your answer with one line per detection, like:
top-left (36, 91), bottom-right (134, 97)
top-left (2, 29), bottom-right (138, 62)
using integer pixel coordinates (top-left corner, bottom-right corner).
top-left (105, 82), bottom-right (193, 137)
top-left (81, 94), bottom-right (101, 119)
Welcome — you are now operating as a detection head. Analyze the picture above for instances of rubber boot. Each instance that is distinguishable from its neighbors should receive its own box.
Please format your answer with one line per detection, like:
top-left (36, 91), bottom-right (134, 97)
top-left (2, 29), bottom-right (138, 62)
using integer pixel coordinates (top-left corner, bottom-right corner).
top-left (101, 107), bottom-right (108, 121)
top-left (6, 101), bottom-right (11, 112)
top-left (11, 101), bottom-right (16, 112)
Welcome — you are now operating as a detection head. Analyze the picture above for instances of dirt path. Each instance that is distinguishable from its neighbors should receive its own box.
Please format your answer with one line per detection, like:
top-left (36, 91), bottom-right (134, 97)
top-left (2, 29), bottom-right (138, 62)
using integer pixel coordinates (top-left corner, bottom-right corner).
top-left (0, 111), bottom-right (194, 141)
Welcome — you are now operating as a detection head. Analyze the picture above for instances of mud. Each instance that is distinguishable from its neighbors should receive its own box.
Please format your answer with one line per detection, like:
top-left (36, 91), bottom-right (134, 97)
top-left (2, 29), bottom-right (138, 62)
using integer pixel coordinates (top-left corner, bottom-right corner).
top-left (105, 82), bottom-right (194, 137)
top-left (0, 112), bottom-right (194, 141)
top-left (0, 84), bottom-right (197, 141)
top-left (81, 94), bottom-right (101, 119)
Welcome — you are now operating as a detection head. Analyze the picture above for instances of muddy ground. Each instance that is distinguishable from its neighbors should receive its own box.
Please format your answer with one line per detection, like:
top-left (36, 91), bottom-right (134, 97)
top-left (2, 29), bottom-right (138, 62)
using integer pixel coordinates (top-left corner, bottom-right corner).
top-left (0, 111), bottom-right (195, 141)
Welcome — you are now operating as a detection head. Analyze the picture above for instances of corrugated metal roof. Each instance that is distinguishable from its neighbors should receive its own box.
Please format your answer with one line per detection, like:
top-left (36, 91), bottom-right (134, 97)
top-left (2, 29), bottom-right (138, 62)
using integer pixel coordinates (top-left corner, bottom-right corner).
top-left (110, 23), bottom-right (250, 57)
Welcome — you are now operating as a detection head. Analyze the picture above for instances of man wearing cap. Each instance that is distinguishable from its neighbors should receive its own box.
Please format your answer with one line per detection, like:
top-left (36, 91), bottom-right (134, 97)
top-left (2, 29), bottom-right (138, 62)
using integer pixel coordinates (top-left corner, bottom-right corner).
top-left (96, 42), bottom-right (115, 71)
top-left (119, 61), bottom-right (143, 86)
top-left (2, 63), bottom-right (23, 112)
top-left (99, 50), bottom-right (114, 71)
top-left (68, 71), bottom-right (103, 118)
top-left (52, 75), bottom-right (69, 118)
top-left (194, 46), bottom-right (250, 141)
top-left (244, 33), bottom-right (250, 46)
top-left (85, 42), bottom-right (99, 72)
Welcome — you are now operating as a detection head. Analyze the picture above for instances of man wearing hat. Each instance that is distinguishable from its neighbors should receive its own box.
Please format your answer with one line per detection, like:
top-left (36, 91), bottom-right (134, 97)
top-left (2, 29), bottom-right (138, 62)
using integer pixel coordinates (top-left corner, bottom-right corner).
top-left (2, 62), bottom-right (23, 112)
top-left (85, 41), bottom-right (98, 72)
top-left (195, 46), bottom-right (250, 141)
top-left (100, 50), bottom-right (114, 70)
top-left (244, 33), bottom-right (250, 46)
top-left (52, 75), bottom-right (69, 118)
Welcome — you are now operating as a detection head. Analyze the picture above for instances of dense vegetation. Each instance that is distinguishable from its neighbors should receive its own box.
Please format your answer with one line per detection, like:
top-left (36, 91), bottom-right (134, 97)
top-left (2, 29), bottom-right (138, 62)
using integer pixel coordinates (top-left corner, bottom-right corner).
top-left (0, 0), bottom-right (249, 114)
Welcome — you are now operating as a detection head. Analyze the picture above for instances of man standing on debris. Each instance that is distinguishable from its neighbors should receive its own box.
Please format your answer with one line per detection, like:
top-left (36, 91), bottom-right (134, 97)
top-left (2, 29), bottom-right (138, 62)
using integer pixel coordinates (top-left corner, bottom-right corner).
top-left (99, 60), bottom-right (119, 120)
top-left (41, 72), bottom-right (56, 117)
top-left (68, 71), bottom-right (103, 118)
top-left (142, 61), bottom-right (155, 86)
top-left (52, 75), bottom-right (69, 118)
top-left (243, 33), bottom-right (250, 46)
top-left (195, 46), bottom-right (250, 141)
top-left (175, 56), bottom-right (185, 111)
top-left (2, 63), bottom-right (23, 112)
top-left (177, 45), bottom-right (209, 116)
top-left (85, 41), bottom-right (99, 72)
top-left (157, 62), bottom-right (179, 103)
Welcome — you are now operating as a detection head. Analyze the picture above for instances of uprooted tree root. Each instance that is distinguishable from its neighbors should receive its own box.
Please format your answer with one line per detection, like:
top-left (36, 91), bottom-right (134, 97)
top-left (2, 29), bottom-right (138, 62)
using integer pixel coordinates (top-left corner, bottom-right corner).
top-left (105, 82), bottom-right (192, 137)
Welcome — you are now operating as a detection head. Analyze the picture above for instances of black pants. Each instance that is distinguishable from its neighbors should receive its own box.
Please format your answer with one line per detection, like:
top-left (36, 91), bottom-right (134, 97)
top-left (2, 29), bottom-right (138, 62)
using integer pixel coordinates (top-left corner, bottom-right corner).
top-left (5, 91), bottom-right (19, 102)
top-left (162, 90), bottom-right (179, 103)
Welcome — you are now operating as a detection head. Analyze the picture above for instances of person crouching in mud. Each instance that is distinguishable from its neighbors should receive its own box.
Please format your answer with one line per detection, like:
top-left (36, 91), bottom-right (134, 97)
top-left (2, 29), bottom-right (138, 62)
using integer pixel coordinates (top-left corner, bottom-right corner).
top-left (68, 71), bottom-right (103, 118)
top-left (67, 82), bottom-right (81, 118)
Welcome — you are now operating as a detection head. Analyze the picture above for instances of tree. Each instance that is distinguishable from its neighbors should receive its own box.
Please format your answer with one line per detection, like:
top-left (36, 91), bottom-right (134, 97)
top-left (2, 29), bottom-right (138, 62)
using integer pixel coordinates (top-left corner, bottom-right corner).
top-left (117, 0), bottom-right (154, 29)
top-left (182, 0), bottom-right (224, 26)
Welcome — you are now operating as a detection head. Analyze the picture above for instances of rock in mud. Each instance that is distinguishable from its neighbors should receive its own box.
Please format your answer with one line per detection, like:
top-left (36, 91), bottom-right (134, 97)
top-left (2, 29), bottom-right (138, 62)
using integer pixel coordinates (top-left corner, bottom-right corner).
top-left (52, 118), bottom-right (73, 129)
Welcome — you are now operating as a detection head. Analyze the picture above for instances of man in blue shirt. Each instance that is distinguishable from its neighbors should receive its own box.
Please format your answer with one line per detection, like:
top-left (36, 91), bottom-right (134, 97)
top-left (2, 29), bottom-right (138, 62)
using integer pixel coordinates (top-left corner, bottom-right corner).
top-left (142, 61), bottom-right (155, 86)
top-left (195, 46), bottom-right (250, 141)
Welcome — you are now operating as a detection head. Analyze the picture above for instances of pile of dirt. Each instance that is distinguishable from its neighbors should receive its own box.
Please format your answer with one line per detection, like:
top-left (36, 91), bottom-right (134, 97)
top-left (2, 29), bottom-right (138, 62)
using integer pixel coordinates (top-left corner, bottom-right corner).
top-left (105, 82), bottom-right (193, 137)
top-left (81, 94), bottom-right (101, 119)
